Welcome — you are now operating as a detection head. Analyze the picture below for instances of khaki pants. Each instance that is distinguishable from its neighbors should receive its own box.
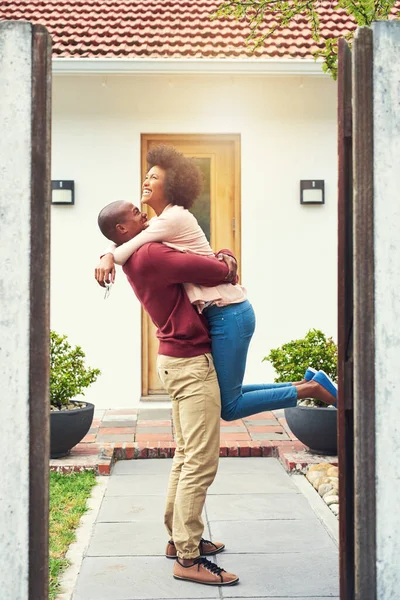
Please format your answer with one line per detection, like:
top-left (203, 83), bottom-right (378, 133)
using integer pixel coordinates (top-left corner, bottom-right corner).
top-left (157, 353), bottom-right (221, 559)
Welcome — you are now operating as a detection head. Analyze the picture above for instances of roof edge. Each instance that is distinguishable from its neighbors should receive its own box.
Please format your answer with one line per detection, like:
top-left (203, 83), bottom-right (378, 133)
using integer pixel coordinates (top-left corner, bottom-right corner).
top-left (52, 57), bottom-right (325, 76)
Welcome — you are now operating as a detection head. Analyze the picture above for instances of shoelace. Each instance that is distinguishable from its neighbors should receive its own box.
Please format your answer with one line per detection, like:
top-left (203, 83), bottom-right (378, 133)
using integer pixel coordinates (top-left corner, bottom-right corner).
top-left (195, 557), bottom-right (225, 577)
top-left (200, 537), bottom-right (217, 549)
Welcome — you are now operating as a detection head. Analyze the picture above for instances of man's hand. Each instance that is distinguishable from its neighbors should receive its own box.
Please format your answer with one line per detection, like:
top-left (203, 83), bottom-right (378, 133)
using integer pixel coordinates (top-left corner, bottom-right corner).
top-left (95, 253), bottom-right (116, 288)
top-left (218, 253), bottom-right (237, 283)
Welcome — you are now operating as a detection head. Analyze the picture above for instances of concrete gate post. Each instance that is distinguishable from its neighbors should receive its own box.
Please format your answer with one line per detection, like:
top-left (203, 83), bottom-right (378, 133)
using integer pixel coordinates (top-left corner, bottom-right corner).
top-left (371, 21), bottom-right (400, 598)
top-left (0, 21), bottom-right (51, 600)
top-left (351, 20), bottom-right (400, 600)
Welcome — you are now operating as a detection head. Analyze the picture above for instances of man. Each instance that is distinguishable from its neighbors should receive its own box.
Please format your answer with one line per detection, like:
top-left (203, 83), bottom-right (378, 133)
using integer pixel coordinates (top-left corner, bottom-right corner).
top-left (96, 201), bottom-right (239, 586)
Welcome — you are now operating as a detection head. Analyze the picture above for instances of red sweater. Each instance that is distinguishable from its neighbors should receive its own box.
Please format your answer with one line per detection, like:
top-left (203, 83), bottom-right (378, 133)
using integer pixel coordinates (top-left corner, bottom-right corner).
top-left (123, 243), bottom-right (233, 358)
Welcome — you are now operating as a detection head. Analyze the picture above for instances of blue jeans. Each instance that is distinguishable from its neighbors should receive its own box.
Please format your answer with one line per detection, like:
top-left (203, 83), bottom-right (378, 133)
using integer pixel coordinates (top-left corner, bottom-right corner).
top-left (204, 300), bottom-right (298, 421)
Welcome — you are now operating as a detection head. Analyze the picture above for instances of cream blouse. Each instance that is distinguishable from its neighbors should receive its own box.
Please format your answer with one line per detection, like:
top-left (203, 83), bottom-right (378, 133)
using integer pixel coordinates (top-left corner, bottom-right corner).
top-left (104, 204), bottom-right (246, 313)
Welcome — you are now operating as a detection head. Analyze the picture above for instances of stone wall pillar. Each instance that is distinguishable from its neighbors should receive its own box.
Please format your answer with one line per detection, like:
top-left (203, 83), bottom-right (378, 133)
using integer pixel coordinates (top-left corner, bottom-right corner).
top-left (0, 21), bottom-right (51, 599)
top-left (372, 20), bottom-right (400, 598)
top-left (351, 20), bottom-right (400, 600)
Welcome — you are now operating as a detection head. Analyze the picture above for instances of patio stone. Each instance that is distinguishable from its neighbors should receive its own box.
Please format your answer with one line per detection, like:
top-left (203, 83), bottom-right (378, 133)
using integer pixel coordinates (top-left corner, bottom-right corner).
top-left (105, 474), bottom-right (170, 496)
top-left (208, 471), bottom-right (297, 494)
top-left (216, 551), bottom-right (339, 598)
top-left (215, 457), bottom-right (287, 474)
top-left (97, 495), bottom-right (207, 524)
top-left (135, 426), bottom-right (172, 434)
top-left (217, 426), bottom-right (247, 433)
top-left (137, 409), bottom-right (172, 420)
top-left (96, 434), bottom-right (136, 442)
top-left (112, 459), bottom-right (174, 475)
top-left (205, 492), bottom-right (313, 521)
top-left (243, 419), bottom-right (280, 426)
top-left (99, 419), bottom-right (137, 427)
top-left (73, 556), bottom-right (220, 599)
top-left (87, 522), bottom-right (167, 556)
top-left (98, 495), bottom-right (167, 522)
top-left (249, 432), bottom-right (290, 441)
top-left (209, 519), bottom-right (337, 554)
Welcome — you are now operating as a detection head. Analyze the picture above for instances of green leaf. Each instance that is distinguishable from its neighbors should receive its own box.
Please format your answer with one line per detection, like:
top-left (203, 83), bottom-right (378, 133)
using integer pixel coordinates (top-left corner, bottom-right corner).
top-left (50, 331), bottom-right (100, 407)
top-left (211, 0), bottom-right (399, 79)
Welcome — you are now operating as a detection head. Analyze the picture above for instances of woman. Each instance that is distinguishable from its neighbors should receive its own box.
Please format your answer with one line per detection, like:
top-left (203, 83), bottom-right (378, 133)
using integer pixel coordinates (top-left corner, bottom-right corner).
top-left (95, 145), bottom-right (337, 420)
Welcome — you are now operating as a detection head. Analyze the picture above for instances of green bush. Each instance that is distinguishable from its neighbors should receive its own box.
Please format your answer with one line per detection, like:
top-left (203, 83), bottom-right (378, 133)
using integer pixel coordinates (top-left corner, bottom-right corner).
top-left (50, 331), bottom-right (100, 409)
top-left (263, 328), bottom-right (337, 386)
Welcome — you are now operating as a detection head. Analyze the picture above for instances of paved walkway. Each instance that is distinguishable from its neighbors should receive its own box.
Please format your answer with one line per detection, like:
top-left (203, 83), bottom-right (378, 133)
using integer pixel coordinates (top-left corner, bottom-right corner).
top-left (50, 409), bottom-right (338, 475)
top-left (72, 458), bottom-right (339, 599)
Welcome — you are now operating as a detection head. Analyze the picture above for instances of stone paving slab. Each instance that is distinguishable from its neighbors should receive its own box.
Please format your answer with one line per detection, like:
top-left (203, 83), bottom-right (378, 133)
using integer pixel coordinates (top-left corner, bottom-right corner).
top-left (98, 495), bottom-right (168, 523)
top-left (100, 419), bottom-right (138, 427)
top-left (205, 493), bottom-right (313, 521)
top-left (135, 426), bottom-right (172, 434)
top-left (73, 556), bottom-right (220, 600)
top-left (87, 522), bottom-right (166, 556)
top-left (208, 471), bottom-right (297, 495)
top-left (218, 426), bottom-right (248, 433)
top-left (210, 519), bottom-right (337, 554)
top-left (105, 474), bottom-right (170, 496)
top-left (215, 457), bottom-right (289, 474)
top-left (97, 434), bottom-right (136, 443)
top-left (216, 552), bottom-right (339, 597)
top-left (249, 432), bottom-right (290, 441)
top-left (137, 409), bottom-right (173, 421)
top-left (112, 459), bottom-right (174, 475)
top-left (98, 495), bottom-right (206, 524)
top-left (242, 419), bottom-right (278, 426)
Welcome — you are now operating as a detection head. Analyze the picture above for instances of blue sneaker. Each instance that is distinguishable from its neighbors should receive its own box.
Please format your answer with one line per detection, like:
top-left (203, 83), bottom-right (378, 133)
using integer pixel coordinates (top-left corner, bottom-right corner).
top-left (304, 367), bottom-right (318, 381)
top-left (313, 370), bottom-right (337, 407)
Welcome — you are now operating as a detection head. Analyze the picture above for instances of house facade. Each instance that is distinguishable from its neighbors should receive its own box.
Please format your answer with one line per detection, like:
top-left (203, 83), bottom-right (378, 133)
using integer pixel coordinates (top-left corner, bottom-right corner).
top-left (1, 1), bottom-right (348, 408)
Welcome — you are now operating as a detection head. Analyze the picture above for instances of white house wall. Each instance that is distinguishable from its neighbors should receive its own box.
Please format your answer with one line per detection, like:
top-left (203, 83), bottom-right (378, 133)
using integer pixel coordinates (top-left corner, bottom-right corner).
top-left (51, 73), bottom-right (338, 409)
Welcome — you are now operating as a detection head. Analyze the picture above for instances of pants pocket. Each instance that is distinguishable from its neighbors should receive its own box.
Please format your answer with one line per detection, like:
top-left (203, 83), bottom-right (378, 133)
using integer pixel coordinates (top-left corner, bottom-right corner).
top-left (234, 305), bottom-right (256, 339)
top-left (157, 355), bottom-right (213, 394)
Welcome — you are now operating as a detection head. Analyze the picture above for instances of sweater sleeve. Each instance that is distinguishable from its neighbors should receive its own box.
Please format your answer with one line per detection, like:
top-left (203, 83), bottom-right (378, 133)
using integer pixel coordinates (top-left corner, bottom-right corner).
top-left (113, 213), bottom-right (180, 265)
top-left (147, 244), bottom-right (230, 286)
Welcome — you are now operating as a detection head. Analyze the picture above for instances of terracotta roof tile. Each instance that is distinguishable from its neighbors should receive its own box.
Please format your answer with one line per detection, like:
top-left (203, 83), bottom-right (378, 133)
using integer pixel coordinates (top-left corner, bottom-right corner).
top-left (0, 0), bottom-right (399, 59)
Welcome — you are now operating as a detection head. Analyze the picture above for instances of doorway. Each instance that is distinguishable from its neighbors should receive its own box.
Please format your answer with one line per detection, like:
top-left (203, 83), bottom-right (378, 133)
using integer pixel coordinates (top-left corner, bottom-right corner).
top-left (140, 134), bottom-right (241, 399)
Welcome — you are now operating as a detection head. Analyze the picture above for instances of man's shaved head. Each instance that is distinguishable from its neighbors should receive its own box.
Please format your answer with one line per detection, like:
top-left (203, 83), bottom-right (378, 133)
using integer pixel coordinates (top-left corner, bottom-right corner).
top-left (98, 201), bottom-right (148, 246)
top-left (98, 201), bottom-right (129, 242)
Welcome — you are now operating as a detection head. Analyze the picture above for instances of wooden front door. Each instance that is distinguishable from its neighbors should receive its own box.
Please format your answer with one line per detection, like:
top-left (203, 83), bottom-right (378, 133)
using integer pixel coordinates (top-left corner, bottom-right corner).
top-left (140, 134), bottom-right (241, 399)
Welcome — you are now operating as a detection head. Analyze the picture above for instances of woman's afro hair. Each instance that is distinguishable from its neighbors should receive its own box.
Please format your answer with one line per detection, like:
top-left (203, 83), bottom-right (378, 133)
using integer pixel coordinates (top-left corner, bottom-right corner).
top-left (146, 145), bottom-right (203, 209)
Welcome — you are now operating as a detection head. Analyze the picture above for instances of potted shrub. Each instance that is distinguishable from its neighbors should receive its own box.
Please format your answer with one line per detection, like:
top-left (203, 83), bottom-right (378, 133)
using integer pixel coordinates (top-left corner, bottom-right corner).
top-left (50, 331), bottom-right (100, 458)
top-left (264, 329), bottom-right (338, 455)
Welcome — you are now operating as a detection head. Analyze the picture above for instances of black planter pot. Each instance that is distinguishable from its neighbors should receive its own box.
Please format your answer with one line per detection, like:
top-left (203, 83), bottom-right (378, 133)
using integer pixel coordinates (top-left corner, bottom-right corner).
top-left (284, 405), bottom-right (337, 455)
top-left (50, 401), bottom-right (95, 458)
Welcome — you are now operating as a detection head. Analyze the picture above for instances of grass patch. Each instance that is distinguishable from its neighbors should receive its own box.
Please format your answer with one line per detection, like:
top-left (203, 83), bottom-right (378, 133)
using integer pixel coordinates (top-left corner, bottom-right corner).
top-left (49, 471), bottom-right (97, 599)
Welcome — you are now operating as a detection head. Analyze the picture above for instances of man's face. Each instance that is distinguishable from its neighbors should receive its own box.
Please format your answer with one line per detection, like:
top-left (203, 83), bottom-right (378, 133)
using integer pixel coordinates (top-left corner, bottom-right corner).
top-left (141, 165), bottom-right (167, 210)
top-left (117, 203), bottom-right (148, 241)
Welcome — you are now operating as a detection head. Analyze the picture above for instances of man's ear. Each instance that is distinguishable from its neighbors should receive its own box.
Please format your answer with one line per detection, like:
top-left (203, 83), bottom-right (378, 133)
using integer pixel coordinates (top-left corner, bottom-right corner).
top-left (116, 223), bottom-right (127, 234)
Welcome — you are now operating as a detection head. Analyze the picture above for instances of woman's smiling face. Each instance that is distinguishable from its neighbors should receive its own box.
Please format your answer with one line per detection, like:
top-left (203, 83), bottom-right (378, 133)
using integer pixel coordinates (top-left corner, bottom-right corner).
top-left (141, 165), bottom-right (169, 213)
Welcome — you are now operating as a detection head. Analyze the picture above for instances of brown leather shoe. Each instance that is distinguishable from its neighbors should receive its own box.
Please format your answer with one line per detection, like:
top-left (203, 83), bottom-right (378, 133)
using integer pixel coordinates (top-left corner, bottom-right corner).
top-left (173, 557), bottom-right (239, 586)
top-left (166, 538), bottom-right (225, 559)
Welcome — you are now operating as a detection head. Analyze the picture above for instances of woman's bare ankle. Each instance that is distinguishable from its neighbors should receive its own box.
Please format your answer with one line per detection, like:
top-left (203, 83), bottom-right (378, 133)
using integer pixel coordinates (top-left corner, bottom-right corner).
top-left (295, 382), bottom-right (313, 399)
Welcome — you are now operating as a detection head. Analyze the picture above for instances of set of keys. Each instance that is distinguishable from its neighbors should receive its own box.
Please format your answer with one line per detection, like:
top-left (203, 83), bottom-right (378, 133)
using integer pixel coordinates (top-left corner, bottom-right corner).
top-left (103, 281), bottom-right (113, 300)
